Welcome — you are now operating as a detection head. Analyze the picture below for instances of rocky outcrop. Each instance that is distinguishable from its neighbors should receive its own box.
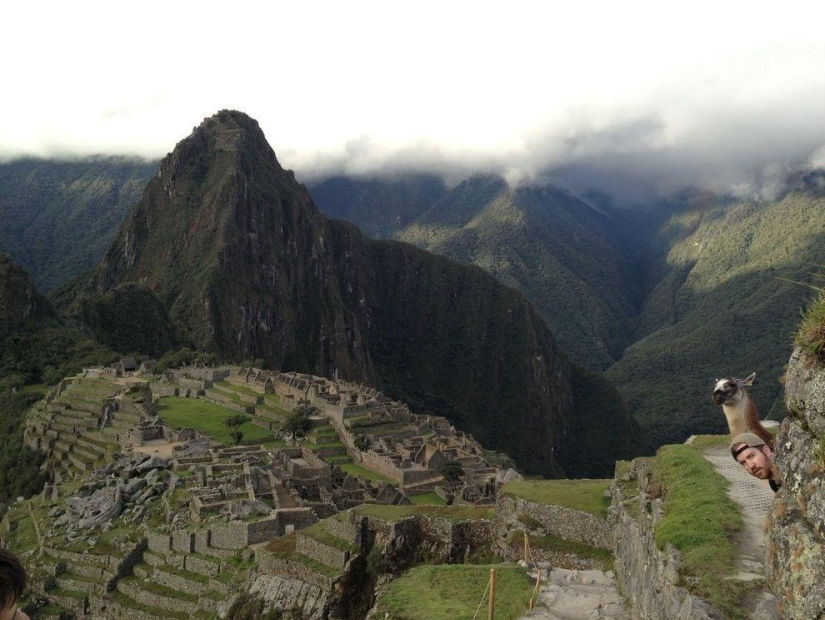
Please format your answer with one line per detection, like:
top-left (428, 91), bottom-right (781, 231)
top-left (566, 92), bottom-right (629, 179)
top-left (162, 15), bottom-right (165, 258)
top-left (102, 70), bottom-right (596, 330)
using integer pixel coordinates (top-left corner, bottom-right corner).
top-left (767, 347), bottom-right (825, 618)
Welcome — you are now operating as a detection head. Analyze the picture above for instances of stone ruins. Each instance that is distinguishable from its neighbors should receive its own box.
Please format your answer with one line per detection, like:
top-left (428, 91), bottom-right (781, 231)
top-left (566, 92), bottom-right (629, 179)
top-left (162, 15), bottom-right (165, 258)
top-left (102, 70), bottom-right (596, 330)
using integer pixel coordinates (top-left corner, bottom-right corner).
top-left (6, 364), bottom-right (526, 618)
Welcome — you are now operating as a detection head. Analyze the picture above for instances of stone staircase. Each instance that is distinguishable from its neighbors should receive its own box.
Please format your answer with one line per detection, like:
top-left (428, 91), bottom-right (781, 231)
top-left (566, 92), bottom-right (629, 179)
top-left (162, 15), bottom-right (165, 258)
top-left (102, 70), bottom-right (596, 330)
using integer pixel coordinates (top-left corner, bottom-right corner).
top-left (520, 567), bottom-right (628, 620)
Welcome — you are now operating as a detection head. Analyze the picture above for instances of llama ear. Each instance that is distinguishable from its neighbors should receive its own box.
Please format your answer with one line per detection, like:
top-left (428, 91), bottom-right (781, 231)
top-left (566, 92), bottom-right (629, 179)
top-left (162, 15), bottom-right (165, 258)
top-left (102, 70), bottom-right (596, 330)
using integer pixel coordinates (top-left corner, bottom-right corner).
top-left (744, 372), bottom-right (756, 386)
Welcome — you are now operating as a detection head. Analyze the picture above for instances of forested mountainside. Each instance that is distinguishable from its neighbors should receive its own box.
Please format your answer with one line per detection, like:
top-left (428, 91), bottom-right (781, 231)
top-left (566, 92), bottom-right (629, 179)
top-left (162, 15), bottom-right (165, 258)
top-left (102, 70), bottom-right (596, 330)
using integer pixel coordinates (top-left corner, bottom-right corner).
top-left (52, 110), bottom-right (644, 477)
top-left (0, 254), bottom-right (117, 505)
top-left (606, 184), bottom-right (825, 445)
top-left (312, 175), bottom-right (825, 447)
top-left (0, 253), bottom-right (115, 387)
top-left (393, 176), bottom-right (641, 370)
top-left (0, 157), bottom-right (156, 291)
top-left (309, 175), bottom-right (447, 239)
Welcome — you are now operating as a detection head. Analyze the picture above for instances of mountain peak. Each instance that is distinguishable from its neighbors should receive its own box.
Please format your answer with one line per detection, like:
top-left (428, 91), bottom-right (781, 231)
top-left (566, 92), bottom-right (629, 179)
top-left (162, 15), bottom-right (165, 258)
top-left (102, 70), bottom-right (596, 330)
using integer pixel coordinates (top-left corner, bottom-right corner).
top-left (158, 110), bottom-right (285, 196)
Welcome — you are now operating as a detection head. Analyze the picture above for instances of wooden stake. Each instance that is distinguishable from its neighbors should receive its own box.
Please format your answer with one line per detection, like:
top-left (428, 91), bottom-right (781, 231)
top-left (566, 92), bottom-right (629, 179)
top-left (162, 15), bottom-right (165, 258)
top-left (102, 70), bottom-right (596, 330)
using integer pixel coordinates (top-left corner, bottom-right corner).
top-left (489, 567), bottom-right (497, 620)
top-left (523, 530), bottom-right (528, 563)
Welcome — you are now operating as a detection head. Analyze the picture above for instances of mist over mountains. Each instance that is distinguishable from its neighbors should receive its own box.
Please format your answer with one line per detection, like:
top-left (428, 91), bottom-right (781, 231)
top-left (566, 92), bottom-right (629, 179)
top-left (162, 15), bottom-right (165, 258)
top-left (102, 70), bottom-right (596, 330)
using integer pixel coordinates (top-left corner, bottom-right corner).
top-left (2, 110), bottom-right (824, 454)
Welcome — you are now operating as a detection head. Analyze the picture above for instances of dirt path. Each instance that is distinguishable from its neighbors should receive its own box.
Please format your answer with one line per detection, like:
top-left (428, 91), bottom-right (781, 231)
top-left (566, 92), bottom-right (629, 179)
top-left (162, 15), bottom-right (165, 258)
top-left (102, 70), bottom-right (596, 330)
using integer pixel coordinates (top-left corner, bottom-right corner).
top-left (132, 438), bottom-right (184, 459)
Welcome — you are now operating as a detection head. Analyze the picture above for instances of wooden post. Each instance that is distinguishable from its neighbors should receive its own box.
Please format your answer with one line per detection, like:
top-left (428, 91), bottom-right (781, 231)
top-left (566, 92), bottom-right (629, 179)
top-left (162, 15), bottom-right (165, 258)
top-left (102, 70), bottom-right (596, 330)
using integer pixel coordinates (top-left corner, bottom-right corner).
top-left (488, 567), bottom-right (496, 620)
top-left (530, 569), bottom-right (542, 610)
top-left (523, 530), bottom-right (528, 563)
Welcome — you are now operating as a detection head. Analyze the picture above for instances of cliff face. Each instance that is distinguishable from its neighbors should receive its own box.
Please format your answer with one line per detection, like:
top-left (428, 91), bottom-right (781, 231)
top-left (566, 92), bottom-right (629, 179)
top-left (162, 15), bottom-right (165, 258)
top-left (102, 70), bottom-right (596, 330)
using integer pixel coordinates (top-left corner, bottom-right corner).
top-left (0, 253), bottom-right (55, 340)
top-left (767, 347), bottom-right (825, 618)
top-left (57, 110), bottom-right (645, 476)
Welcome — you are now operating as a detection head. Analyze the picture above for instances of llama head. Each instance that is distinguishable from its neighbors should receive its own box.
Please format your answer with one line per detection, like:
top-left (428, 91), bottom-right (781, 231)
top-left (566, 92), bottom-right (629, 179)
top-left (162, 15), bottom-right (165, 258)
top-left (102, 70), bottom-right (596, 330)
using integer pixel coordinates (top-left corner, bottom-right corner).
top-left (711, 373), bottom-right (756, 405)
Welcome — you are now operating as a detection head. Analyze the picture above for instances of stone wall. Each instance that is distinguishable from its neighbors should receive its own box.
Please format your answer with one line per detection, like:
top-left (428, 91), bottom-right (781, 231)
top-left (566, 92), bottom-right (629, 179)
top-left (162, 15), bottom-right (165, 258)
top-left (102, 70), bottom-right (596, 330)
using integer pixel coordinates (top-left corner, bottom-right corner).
top-left (185, 554), bottom-right (221, 577)
top-left (296, 534), bottom-right (351, 570)
top-left (611, 459), bottom-right (720, 619)
top-left (494, 492), bottom-right (612, 549)
top-left (256, 550), bottom-right (335, 590)
top-left (210, 521), bottom-right (249, 549)
top-left (767, 347), bottom-right (825, 618)
top-left (146, 530), bottom-right (172, 553)
top-left (277, 507), bottom-right (319, 532)
top-left (173, 530), bottom-right (195, 552)
top-left (248, 518), bottom-right (281, 544)
top-left (358, 450), bottom-right (404, 485)
top-left (179, 377), bottom-right (211, 391)
top-left (359, 514), bottom-right (493, 569)
top-left (326, 516), bottom-right (360, 546)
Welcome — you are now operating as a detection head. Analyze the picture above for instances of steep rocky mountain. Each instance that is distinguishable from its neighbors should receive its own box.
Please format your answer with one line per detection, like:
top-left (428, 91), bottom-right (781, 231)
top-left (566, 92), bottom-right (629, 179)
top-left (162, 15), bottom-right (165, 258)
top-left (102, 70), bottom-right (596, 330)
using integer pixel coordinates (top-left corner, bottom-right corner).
top-left (0, 157), bottom-right (156, 291)
top-left (56, 110), bottom-right (645, 477)
top-left (309, 174), bottom-right (447, 239)
top-left (394, 176), bottom-right (641, 370)
top-left (606, 186), bottom-right (825, 445)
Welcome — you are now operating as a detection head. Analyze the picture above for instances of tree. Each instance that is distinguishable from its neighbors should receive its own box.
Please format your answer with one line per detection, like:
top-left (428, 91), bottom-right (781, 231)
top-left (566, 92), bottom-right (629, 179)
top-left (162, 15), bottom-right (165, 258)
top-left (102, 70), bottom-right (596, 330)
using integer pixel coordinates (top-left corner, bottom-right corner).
top-left (439, 461), bottom-right (465, 495)
top-left (281, 406), bottom-right (316, 442)
top-left (224, 413), bottom-right (249, 445)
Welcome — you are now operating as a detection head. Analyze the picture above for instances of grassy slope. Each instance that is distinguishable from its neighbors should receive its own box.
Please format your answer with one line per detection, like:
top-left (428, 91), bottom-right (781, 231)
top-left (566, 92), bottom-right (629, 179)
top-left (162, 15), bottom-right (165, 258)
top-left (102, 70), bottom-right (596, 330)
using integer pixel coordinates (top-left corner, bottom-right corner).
top-left (372, 564), bottom-right (532, 620)
top-left (156, 396), bottom-right (274, 444)
top-left (652, 440), bottom-right (747, 618)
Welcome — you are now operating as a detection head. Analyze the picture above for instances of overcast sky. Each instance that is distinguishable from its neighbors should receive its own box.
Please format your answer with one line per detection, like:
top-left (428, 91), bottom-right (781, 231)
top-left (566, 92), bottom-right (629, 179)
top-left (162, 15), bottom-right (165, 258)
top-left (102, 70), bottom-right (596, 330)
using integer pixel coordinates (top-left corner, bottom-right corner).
top-left (3, 1), bottom-right (825, 203)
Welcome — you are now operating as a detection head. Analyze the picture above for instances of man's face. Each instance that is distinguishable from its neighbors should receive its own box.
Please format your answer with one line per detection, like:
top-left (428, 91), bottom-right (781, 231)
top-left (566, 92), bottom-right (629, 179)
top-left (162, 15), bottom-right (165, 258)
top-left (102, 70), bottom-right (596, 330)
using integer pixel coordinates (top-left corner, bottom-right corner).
top-left (734, 444), bottom-right (773, 479)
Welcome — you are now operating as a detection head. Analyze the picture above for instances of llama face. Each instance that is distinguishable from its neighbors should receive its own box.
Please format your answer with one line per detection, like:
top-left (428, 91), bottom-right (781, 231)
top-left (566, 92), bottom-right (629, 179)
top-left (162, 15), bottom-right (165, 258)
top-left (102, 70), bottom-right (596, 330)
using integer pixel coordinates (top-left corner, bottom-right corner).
top-left (712, 377), bottom-right (743, 405)
top-left (711, 373), bottom-right (755, 405)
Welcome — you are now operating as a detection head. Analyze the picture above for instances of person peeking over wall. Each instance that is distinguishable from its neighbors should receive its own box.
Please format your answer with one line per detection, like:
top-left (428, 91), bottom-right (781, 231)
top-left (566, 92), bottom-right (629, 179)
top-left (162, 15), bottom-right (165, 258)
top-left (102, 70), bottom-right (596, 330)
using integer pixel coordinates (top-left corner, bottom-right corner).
top-left (0, 548), bottom-right (30, 620)
top-left (730, 432), bottom-right (781, 492)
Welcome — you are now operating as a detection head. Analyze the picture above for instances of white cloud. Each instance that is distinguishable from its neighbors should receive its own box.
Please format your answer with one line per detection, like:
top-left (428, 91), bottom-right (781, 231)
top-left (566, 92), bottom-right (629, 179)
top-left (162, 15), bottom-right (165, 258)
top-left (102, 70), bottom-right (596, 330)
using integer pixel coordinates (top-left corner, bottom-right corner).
top-left (3, 1), bottom-right (825, 201)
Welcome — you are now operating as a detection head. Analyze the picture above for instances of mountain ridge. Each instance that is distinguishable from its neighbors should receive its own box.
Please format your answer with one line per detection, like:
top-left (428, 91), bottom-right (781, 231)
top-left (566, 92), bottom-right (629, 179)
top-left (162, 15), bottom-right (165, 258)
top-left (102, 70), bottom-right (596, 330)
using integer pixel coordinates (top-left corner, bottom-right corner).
top-left (393, 175), bottom-right (641, 370)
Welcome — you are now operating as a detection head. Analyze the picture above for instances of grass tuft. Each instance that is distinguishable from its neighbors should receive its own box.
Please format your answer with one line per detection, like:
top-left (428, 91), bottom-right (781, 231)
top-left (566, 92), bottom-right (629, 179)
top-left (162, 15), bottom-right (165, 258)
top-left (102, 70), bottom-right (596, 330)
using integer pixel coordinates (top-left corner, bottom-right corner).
top-left (373, 564), bottom-right (532, 620)
top-left (796, 287), bottom-right (825, 361)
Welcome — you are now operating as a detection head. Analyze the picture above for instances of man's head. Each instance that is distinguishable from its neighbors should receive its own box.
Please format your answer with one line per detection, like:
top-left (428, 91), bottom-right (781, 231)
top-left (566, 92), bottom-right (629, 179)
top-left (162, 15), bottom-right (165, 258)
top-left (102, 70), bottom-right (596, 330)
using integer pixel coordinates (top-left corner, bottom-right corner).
top-left (0, 547), bottom-right (26, 613)
top-left (730, 432), bottom-right (774, 480)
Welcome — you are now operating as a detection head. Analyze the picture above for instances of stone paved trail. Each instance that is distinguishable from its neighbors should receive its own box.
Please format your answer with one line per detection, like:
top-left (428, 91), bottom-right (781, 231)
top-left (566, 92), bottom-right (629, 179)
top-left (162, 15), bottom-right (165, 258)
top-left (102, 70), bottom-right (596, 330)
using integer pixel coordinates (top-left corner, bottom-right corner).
top-left (518, 567), bottom-right (628, 619)
top-left (703, 446), bottom-right (774, 579)
top-left (702, 446), bottom-right (778, 618)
